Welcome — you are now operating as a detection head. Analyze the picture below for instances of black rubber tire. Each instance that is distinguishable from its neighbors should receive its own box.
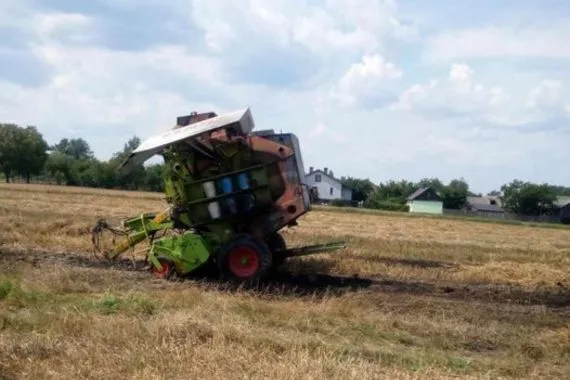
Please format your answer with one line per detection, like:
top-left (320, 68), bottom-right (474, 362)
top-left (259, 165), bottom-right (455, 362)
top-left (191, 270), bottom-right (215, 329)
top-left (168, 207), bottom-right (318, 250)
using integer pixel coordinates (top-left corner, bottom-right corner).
top-left (217, 235), bottom-right (273, 284)
top-left (265, 232), bottom-right (287, 271)
top-left (266, 232), bottom-right (286, 252)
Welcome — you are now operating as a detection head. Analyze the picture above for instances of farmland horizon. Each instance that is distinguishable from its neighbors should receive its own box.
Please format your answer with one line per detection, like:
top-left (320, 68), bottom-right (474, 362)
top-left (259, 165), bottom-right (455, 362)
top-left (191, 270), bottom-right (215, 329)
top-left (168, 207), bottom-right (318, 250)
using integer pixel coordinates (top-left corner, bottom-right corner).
top-left (1, 183), bottom-right (568, 379)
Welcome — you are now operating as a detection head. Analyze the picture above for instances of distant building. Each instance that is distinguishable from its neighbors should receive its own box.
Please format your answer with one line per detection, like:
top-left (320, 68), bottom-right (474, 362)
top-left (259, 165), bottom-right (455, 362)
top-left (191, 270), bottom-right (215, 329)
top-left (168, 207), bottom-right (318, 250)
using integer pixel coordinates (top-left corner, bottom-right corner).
top-left (466, 196), bottom-right (505, 217)
top-left (406, 187), bottom-right (443, 214)
top-left (467, 195), bottom-right (503, 208)
top-left (554, 196), bottom-right (570, 224)
top-left (560, 204), bottom-right (570, 224)
top-left (304, 167), bottom-right (353, 203)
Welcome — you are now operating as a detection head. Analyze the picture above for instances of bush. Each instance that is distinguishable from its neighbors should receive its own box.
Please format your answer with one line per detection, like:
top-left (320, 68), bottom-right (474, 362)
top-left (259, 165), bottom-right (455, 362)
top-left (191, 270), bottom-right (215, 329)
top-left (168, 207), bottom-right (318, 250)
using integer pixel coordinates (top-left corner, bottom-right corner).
top-left (331, 199), bottom-right (349, 207)
top-left (0, 280), bottom-right (13, 300)
top-left (364, 199), bottom-right (409, 212)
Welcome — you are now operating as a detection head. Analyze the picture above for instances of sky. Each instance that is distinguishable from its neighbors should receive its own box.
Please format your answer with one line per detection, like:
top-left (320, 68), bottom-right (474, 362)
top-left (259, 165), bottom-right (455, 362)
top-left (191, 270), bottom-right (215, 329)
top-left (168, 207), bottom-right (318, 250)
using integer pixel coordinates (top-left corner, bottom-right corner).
top-left (0, 0), bottom-right (569, 194)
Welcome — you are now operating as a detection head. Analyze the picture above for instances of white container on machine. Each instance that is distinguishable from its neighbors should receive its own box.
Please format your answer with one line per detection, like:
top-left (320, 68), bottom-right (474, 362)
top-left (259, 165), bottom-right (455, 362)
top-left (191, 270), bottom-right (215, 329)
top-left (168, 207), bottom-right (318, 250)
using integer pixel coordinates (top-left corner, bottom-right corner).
top-left (202, 181), bottom-right (221, 219)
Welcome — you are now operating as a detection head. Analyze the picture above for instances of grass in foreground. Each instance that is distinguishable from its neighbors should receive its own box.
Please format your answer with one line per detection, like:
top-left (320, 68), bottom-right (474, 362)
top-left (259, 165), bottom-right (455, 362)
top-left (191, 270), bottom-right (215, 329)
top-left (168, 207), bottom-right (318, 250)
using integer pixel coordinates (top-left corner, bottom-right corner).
top-left (0, 183), bottom-right (569, 379)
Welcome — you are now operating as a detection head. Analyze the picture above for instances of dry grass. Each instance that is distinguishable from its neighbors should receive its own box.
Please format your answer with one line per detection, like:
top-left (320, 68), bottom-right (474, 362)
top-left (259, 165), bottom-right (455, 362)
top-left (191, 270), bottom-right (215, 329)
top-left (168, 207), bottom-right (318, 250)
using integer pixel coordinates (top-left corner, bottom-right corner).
top-left (0, 183), bottom-right (569, 379)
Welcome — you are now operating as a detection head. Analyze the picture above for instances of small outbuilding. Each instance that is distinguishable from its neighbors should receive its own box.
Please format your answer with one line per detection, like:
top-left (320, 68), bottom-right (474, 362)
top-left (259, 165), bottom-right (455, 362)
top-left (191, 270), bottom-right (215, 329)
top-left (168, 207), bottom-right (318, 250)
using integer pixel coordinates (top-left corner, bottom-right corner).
top-left (555, 196), bottom-right (570, 224)
top-left (466, 196), bottom-right (505, 217)
top-left (469, 203), bottom-right (505, 218)
top-left (560, 204), bottom-right (570, 224)
top-left (406, 187), bottom-right (443, 215)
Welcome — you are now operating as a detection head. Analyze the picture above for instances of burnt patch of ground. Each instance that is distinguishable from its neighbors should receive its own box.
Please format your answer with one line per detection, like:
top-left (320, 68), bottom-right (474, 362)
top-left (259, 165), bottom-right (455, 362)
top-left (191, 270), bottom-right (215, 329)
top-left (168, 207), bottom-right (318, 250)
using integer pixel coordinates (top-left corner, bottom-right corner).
top-left (0, 246), bottom-right (143, 272)
top-left (370, 278), bottom-right (570, 309)
top-left (1, 246), bottom-right (568, 308)
top-left (190, 271), bottom-right (376, 298)
top-left (0, 246), bottom-right (374, 298)
top-left (342, 253), bottom-right (458, 269)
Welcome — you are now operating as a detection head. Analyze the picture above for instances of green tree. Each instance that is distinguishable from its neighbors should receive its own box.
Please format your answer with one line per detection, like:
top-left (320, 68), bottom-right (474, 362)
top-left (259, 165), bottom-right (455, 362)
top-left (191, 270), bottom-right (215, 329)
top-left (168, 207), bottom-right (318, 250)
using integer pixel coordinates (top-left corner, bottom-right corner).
top-left (374, 179), bottom-right (417, 203)
top-left (97, 161), bottom-right (119, 189)
top-left (52, 138), bottom-right (93, 160)
top-left (417, 178), bottom-right (445, 194)
top-left (550, 185), bottom-right (570, 196)
top-left (145, 164), bottom-right (165, 192)
top-left (109, 136), bottom-right (145, 190)
top-left (442, 178), bottom-right (469, 209)
top-left (16, 126), bottom-right (49, 183)
top-left (110, 136), bottom-right (141, 164)
top-left (362, 179), bottom-right (415, 211)
top-left (501, 180), bottom-right (558, 215)
top-left (45, 151), bottom-right (75, 185)
top-left (69, 158), bottom-right (104, 187)
top-left (0, 124), bottom-right (22, 182)
top-left (0, 124), bottom-right (48, 183)
top-left (340, 176), bottom-right (375, 202)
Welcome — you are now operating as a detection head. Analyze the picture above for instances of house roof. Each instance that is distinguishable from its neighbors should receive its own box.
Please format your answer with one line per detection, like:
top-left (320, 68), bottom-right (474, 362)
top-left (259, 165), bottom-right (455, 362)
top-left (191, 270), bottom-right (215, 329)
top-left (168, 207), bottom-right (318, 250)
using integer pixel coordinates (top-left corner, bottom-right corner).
top-left (554, 196), bottom-right (570, 207)
top-left (306, 169), bottom-right (353, 191)
top-left (470, 203), bottom-right (504, 213)
top-left (307, 169), bottom-right (337, 181)
top-left (407, 187), bottom-right (444, 202)
top-left (407, 187), bottom-right (428, 201)
top-left (467, 195), bottom-right (501, 205)
top-left (407, 187), bottom-right (445, 201)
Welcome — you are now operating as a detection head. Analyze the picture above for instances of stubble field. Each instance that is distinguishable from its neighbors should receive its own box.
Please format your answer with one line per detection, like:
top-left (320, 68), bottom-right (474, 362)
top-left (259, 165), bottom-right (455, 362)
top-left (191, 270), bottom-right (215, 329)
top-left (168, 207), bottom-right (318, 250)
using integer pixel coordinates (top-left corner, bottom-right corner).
top-left (0, 183), bottom-right (569, 379)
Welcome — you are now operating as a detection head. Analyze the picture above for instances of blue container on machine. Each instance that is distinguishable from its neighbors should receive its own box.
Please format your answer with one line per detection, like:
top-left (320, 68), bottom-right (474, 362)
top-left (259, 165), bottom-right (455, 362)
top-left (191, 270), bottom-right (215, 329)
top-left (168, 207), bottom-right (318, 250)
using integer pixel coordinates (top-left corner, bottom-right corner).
top-left (236, 173), bottom-right (254, 212)
top-left (219, 177), bottom-right (237, 214)
top-left (237, 173), bottom-right (249, 190)
top-left (220, 177), bottom-right (233, 193)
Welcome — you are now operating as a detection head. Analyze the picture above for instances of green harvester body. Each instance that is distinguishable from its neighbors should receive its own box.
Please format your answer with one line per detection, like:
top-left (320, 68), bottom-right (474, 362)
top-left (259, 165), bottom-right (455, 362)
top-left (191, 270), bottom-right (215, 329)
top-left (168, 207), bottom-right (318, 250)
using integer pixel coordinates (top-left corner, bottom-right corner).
top-left (92, 108), bottom-right (345, 283)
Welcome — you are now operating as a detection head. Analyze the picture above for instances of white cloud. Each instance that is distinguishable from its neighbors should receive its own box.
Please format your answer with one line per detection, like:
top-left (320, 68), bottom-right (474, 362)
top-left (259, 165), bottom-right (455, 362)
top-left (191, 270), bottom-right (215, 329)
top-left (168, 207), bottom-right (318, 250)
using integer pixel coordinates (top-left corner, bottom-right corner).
top-left (395, 80), bottom-right (438, 110)
top-left (331, 54), bottom-right (402, 106)
top-left (190, 0), bottom-right (411, 57)
top-left (1, 6), bottom-right (98, 46)
top-left (0, 38), bottom-right (228, 157)
top-left (344, 54), bottom-right (403, 82)
top-left (35, 12), bottom-right (91, 34)
top-left (448, 63), bottom-right (473, 92)
top-left (424, 25), bottom-right (570, 62)
top-left (324, 0), bottom-right (416, 40)
top-left (0, 1), bottom-right (33, 28)
top-left (391, 61), bottom-right (570, 153)
top-left (394, 63), bottom-right (511, 117)
top-left (307, 121), bottom-right (348, 143)
top-left (527, 80), bottom-right (563, 108)
top-left (291, 10), bottom-right (379, 54)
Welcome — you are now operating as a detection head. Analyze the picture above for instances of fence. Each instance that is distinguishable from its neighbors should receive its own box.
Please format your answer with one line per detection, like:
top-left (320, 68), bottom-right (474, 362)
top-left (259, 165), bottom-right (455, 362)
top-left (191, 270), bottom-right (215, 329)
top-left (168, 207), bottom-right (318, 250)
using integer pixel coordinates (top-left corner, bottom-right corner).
top-left (313, 199), bottom-right (564, 224)
top-left (442, 208), bottom-right (562, 224)
top-left (0, 175), bottom-right (53, 184)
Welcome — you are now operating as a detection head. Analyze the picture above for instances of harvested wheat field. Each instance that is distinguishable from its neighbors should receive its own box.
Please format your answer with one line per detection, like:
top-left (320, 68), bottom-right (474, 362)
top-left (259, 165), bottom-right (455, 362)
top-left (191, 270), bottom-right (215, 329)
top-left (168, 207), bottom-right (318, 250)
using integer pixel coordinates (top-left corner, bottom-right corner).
top-left (0, 183), bottom-right (569, 379)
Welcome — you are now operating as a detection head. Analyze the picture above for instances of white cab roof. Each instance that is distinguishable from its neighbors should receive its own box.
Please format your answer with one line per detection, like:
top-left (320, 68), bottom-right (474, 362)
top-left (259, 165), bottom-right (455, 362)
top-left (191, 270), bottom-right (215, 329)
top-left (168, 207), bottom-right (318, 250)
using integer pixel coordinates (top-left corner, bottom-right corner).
top-left (119, 107), bottom-right (255, 172)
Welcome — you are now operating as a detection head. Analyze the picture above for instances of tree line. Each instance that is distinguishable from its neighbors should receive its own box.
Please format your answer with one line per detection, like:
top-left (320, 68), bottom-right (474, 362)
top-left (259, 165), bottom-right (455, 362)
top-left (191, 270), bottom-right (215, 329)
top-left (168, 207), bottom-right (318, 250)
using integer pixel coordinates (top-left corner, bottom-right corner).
top-left (337, 176), bottom-right (570, 216)
top-left (338, 177), bottom-right (474, 210)
top-left (0, 123), bottom-right (165, 192)
top-left (1, 123), bottom-right (569, 217)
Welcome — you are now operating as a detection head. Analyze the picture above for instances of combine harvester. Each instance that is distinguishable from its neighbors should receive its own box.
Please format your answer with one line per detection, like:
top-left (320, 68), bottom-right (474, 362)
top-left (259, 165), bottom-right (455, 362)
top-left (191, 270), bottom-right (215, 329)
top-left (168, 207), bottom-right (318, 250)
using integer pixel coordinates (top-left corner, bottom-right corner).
top-left (92, 107), bottom-right (346, 284)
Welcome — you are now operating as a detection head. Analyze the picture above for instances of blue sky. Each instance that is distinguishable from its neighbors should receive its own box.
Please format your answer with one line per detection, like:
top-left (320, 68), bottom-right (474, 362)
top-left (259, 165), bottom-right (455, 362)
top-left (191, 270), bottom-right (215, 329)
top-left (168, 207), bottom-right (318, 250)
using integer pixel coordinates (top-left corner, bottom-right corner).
top-left (1, 0), bottom-right (569, 194)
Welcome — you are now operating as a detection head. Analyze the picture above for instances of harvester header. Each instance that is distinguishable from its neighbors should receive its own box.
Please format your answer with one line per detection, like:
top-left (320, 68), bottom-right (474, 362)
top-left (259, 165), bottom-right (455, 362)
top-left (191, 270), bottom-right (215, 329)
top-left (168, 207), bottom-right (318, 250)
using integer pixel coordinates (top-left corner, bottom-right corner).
top-left (92, 107), bottom-right (345, 284)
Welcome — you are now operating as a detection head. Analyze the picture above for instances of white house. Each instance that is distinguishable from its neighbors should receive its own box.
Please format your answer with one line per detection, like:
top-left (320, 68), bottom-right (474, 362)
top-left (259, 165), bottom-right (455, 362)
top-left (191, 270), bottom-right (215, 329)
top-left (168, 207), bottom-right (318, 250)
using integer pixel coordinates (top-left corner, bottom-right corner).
top-left (304, 167), bottom-right (353, 202)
